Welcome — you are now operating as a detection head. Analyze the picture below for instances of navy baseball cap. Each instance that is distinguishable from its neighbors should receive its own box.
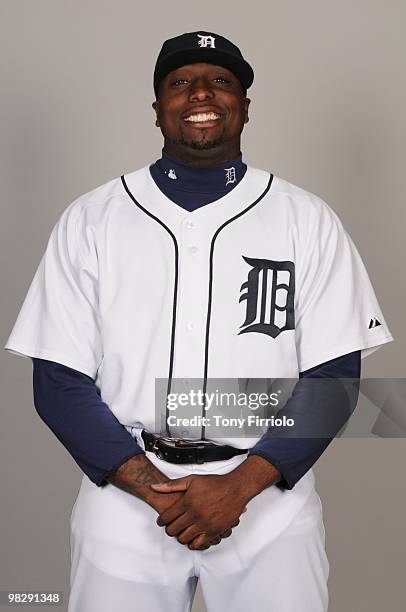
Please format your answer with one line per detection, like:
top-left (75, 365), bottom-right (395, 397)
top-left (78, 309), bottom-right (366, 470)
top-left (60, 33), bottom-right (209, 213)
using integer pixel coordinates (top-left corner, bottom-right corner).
top-left (153, 31), bottom-right (254, 98)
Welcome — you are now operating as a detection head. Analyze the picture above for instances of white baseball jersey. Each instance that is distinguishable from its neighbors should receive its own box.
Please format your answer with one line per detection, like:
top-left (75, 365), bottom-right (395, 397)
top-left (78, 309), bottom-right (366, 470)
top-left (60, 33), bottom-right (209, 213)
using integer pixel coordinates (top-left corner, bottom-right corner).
top-left (5, 163), bottom-right (393, 450)
top-left (5, 167), bottom-right (392, 584)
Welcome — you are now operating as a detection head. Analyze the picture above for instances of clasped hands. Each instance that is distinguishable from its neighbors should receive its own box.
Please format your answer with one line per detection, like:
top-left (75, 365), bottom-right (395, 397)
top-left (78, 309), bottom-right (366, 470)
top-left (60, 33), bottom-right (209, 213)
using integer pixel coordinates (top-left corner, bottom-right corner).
top-left (150, 473), bottom-right (249, 551)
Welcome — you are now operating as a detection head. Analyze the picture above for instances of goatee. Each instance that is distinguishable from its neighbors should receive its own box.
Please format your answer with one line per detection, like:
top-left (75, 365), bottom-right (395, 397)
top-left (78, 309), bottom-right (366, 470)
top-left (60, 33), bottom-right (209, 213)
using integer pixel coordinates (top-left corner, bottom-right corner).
top-left (170, 135), bottom-right (224, 151)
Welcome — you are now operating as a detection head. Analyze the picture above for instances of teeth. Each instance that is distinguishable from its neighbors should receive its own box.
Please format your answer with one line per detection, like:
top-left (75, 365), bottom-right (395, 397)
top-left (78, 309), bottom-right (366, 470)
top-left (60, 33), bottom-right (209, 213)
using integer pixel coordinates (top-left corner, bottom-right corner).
top-left (184, 112), bottom-right (221, 122)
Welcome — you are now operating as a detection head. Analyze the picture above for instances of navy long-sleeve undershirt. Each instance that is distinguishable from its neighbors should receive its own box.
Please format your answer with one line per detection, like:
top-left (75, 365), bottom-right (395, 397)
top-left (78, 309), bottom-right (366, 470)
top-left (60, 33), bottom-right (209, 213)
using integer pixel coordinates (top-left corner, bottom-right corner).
top-left (32, 351), bottom-right (360, 488)
top-left (32, 359), bottom-right (144, 485)
top-left (248, 351), bottom-right (361, 489)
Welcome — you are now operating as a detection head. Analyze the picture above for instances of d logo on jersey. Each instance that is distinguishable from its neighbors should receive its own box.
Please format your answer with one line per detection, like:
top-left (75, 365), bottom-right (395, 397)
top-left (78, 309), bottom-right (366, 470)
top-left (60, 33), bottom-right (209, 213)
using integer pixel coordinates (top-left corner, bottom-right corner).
top-left (239, 256), bottom-right (295, 338)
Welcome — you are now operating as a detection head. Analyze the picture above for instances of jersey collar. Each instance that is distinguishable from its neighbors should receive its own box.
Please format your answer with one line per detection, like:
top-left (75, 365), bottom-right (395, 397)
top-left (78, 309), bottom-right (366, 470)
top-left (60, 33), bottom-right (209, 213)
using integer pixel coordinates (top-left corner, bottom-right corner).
top-left (122, 164), bottom-right (274, 235)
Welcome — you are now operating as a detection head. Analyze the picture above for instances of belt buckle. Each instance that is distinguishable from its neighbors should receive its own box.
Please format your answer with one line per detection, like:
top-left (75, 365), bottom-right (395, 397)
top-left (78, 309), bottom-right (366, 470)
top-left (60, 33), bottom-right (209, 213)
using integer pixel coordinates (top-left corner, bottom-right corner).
top-left (151, 435), bottom-right (208, 464)
top-left (159, 436), bottom-right (186, 446)
top-left (151, 436), bottom-right (192, 460)
top-left (152, 438), bottom-right (164, 460)
top-left (174, 438), bottom-right (196, 447)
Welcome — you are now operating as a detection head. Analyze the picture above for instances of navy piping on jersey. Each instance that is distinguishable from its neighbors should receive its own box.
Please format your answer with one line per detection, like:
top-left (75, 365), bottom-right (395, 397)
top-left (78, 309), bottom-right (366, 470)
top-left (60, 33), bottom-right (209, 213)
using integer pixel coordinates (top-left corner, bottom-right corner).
top-left (121, 174), bottom-right (178, 436)
top-left (121, 172), bottom-right (274, 439)
top-left (201, 173), bottom-right (274, 439)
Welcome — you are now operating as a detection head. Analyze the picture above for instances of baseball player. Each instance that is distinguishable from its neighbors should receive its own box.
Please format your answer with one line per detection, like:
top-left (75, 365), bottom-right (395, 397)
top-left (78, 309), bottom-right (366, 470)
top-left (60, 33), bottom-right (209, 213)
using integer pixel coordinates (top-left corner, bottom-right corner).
top-left (4, 31), bottom-right (393, 611)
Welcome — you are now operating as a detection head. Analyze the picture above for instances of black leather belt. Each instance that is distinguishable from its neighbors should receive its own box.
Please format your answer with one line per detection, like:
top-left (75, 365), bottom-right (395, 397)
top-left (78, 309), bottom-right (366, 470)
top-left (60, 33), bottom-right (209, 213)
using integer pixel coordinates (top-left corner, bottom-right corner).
top-left (141, 430), bottom-right (248, 464)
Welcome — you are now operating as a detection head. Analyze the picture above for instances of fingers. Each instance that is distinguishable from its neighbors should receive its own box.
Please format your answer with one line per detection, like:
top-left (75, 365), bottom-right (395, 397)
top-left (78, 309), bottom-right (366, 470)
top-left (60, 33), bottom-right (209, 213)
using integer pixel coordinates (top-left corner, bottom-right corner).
top-left (187, 529), bottom-right (233, 550)
top-left (165, 523), bottom-right (236, 549)
top-left (217, 518), bottom-right (239, 539)
top-left (151, 475), bottom-right (193, 494)
top-left (188, 532), bottom-right (213, 551)
top-left (175, 524), bottom-right (205, 545)
top-left (156, 500), bottom-right (185, 526)
top-left (164, 513), bottom-right (193, 537)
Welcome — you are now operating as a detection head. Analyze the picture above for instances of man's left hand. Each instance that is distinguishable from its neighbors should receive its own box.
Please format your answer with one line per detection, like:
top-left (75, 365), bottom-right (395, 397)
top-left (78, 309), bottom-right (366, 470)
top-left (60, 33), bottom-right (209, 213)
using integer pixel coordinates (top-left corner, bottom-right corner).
top-left (150, 473), bottom-right (249, 549)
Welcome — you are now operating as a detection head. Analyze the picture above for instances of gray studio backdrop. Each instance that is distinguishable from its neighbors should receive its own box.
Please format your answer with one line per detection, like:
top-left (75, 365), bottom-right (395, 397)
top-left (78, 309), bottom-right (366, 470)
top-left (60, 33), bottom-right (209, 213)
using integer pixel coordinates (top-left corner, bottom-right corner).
top-left (1, 1), bottom-right (405, 611)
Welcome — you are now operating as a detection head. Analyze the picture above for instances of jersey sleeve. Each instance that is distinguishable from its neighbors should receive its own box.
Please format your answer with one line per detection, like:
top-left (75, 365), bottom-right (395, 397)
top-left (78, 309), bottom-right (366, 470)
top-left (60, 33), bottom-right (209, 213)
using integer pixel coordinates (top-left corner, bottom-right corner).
top-left (294, 200), bottom-right (393, 372)
top-left (4, 200), bottom-right (103, 380)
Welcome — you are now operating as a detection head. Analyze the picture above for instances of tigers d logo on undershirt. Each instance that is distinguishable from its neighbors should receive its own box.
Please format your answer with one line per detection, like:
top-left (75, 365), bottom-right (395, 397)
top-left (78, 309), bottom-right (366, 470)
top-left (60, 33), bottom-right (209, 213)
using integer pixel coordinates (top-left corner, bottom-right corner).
top-left (239, 256), bottom-right (295, 338)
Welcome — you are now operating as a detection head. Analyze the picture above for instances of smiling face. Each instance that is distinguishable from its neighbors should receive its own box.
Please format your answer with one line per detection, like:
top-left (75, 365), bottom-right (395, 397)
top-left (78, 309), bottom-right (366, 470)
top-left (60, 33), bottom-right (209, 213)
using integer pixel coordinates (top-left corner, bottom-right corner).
top-left (152, 63), bottom-right (250, 166)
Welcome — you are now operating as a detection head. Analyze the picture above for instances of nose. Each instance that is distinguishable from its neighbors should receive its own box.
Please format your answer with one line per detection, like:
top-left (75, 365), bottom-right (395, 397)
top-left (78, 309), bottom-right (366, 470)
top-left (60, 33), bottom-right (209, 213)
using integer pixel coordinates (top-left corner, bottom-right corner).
top-left (188, 78), bottom-right (215, 102)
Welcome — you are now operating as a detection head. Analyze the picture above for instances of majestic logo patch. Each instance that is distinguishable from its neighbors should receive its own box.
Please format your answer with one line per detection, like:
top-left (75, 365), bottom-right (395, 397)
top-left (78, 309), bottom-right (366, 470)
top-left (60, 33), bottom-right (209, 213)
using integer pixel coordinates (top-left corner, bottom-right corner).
top-left (197, 34), bottom-right (216, 48)
top-left (369, 317), bottom-right (382, 329)
top-left (225, 167), bottom-right (236, 186)
top-left (239, 256), bottom-right (295, 338)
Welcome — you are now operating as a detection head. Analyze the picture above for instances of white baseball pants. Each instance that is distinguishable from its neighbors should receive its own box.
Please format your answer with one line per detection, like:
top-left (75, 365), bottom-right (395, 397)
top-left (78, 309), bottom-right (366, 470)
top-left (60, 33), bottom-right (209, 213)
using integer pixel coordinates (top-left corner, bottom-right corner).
top-left (68, 431), bottom-right (329, 612)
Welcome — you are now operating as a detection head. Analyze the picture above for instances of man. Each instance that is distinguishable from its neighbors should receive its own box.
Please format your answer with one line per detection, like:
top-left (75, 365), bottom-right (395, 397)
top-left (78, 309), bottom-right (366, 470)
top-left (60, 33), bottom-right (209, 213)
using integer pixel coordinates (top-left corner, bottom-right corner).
top-left (5, 31), bottom-right (393, 611)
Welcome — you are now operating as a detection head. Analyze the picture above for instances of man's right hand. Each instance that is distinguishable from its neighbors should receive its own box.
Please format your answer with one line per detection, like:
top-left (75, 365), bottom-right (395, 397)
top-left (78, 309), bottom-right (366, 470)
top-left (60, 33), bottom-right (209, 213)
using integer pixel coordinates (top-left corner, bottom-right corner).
top-left (108, 453), bottom-right (232, 549)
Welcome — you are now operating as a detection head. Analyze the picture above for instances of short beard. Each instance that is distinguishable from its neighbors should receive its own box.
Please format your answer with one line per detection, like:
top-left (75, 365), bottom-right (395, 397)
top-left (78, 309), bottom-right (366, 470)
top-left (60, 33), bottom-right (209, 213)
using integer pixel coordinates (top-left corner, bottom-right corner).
top-left (170, 135), bottom-right (224, 151)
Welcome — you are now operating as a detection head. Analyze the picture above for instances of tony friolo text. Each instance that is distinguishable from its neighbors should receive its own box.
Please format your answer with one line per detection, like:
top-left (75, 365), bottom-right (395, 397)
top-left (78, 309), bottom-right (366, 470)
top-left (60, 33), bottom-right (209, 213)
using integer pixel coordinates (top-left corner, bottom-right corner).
top-left (166, 415), bottom-right (294, 428)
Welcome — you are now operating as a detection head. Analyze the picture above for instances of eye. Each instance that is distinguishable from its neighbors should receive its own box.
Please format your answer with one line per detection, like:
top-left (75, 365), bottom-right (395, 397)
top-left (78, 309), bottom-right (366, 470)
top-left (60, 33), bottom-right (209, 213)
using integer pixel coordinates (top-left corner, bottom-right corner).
top-left (171, 78), bottom-right (189, 86)
top-left (214, 76), bottom-right (231, 84)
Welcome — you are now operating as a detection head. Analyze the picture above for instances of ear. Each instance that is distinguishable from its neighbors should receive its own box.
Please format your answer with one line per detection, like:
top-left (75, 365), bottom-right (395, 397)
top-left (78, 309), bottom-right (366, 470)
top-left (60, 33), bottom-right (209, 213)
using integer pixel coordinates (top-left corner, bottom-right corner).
top-left (243, 97), bottom-right (251, 124)
top-left (152, 100), bottom-right (160, 127)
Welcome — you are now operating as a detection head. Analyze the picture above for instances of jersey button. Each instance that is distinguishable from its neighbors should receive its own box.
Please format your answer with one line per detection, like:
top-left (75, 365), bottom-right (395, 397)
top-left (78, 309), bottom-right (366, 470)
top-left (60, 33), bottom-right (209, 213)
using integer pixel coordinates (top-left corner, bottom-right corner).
top-left (186, 322), bottom-right (195, 331)
top-left (185, 220), bottom-right (196, 229)
top-left (189, 246), bottom-right (198, 254)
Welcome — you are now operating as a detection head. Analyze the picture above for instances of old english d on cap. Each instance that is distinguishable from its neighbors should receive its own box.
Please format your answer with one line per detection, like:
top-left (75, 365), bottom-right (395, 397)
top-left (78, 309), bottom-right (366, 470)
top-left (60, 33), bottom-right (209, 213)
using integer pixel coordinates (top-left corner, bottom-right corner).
top-left (153, 31), bottom-right (254, 98)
